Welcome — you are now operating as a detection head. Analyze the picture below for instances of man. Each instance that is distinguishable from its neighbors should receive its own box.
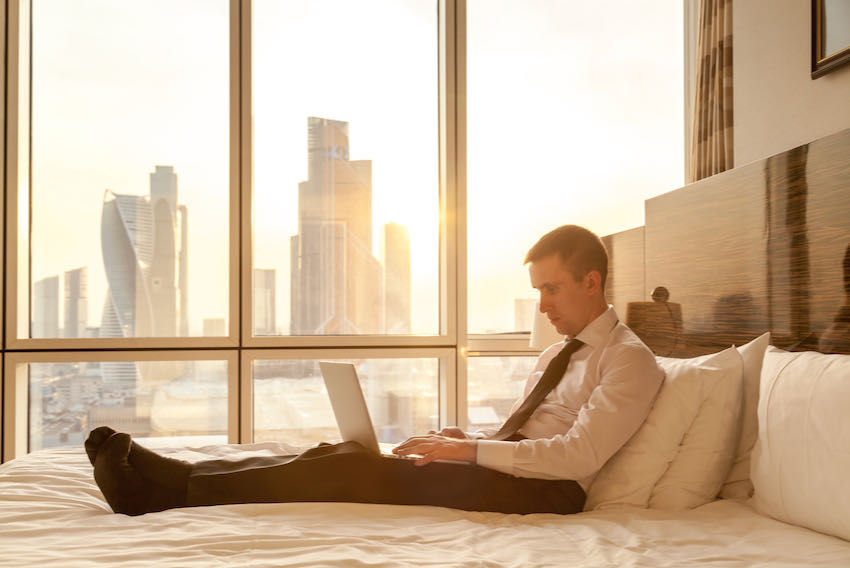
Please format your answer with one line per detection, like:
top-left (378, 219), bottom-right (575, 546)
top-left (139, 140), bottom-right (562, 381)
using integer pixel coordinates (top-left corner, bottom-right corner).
top-left (86, 224), bottom-right (663, 516)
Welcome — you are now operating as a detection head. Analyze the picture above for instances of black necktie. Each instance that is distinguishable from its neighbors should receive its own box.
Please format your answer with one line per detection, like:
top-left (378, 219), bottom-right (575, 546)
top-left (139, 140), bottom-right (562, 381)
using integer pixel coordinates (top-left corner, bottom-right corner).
top-left (488, 338), bottom-right (584, 441)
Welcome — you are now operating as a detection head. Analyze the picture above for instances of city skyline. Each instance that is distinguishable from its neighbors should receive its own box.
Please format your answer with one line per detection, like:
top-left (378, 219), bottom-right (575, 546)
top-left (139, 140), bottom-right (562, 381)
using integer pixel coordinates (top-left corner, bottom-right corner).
top-left (22, 0), bottom-right (685, 455)
top-left (32, 126), bottom-right (415, 339)
top-left (30, 1), bottom-right (682, 337)
top-left (32, 166), bottom-right (190, 340)
top-left (290, 117), bottom-right (412, 335)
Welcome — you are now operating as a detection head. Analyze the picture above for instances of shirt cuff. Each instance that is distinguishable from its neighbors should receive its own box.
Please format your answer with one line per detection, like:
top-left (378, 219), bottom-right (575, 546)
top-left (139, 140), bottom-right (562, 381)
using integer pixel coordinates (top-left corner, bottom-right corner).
top-left (475, 439), bottom-right (515, 476)
top-left (468, 429), bottom-right (493, 440)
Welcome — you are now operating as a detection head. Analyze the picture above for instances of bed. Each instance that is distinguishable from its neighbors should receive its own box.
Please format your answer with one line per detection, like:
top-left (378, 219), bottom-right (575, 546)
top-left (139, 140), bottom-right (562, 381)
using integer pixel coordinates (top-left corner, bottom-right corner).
top-left (1, 442), bottom-right (849, 567)
top-left (3, 131), bottom-right (850, 566)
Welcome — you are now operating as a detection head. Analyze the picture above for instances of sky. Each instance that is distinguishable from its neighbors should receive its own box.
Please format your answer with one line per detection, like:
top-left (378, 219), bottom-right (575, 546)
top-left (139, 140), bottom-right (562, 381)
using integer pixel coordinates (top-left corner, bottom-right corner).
top-left (28, 0), bottom-right (683, 337)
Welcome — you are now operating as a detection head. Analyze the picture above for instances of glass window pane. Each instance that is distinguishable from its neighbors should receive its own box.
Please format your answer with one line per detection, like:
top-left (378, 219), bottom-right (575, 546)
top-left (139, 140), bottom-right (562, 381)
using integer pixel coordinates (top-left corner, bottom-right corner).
top-left (467, 1), bottom-right (684, 334)
top-left (29, 1), bottom-right (230, 339)
top-left (466, 356), bottom-right (536, 431)
top-left (28, 359), bottom-right (229, 452)
top-left (253, 357), bottom-right (439, 447)
top-left (252, 0), bottom-right (439, 336)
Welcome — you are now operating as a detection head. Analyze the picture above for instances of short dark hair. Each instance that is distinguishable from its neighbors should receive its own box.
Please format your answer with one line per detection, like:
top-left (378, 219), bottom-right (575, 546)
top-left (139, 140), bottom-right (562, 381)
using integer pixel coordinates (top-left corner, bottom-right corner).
top-left (524, 225), bottom-right (608, 289)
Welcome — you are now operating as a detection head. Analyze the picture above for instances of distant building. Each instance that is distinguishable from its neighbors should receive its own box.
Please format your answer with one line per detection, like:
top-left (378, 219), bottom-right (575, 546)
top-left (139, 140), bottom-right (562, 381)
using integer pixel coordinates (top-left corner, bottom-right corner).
top-left (33, 275), bottom-right (60, 338)
top-left (514, 298), bottom-right (537, 333)
top-left (290, 117), bottom-right (382, 334)
top-left (99, 191), bottom-right (151, 391)
top-left (64, 267), bottom-right (88, 338)
top-left (100, 166), bottom-right (188, 339)
top-left (203, 318), bottom-right (226, 337)
top-left (100, 190), bottom-right (154, 339)
top-left (177, 205), bottom-right (189, 337)
top-left (149, 165), bottom-right (189, 337)
top-left (254, 268), bottom-right (277, 335)
top-left (99, 165), bottom-right (188, 390)
top-left (383, 223), bottom-right (411, 333)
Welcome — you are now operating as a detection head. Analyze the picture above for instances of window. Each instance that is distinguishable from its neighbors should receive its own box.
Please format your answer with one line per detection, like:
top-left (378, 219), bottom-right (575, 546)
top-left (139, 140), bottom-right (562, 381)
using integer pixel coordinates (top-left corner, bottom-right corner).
top-left (5, 352), bottom-right (236, 457)
top-left (249, 352), bottom-right (447, 446)
top-left (2, 1), bottom-right (686, 460)
top-left (465, 0), bottom-right (684, 335)
top-left (251, 0), bottom-right (440, 337)
top-left (466, 356), bottom-right (536, 430)
top-left (26, 0), bottom-right (230, 340)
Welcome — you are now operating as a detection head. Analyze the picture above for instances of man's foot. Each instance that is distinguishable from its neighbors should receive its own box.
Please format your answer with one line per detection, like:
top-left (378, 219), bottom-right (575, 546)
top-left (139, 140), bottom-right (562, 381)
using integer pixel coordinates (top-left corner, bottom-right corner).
top-left (85, 428), bottom-right (191, 516)
top-left (85, 426), bottom-right (116, 465)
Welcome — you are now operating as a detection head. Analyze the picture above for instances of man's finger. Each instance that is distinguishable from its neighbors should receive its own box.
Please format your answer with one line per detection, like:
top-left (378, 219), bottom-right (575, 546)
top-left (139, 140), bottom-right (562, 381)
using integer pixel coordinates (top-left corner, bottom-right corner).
top-left (393, 438), bottom-right (429, 454)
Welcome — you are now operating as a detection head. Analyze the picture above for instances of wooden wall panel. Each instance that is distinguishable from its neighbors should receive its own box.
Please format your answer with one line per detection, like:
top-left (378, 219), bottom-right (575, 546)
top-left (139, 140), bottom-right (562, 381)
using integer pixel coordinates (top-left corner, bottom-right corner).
top-left (606, 127), bottom-right (850, 356)
top-left (602, 226), bottom-right (644, 319)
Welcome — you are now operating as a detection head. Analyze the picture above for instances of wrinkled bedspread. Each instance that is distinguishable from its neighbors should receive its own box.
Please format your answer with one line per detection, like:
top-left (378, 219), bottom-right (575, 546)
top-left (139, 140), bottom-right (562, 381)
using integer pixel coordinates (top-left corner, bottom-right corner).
top-left (2, 444), bottom-right (849, 567)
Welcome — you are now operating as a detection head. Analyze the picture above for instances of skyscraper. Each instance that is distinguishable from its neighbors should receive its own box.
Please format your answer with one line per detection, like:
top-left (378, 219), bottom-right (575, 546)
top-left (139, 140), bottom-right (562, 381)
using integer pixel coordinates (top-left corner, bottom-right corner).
top-left (383, 223), bottom-right (411, 333)
top-left (203, 318), bottom-right (226, 336)
top-left (254, 268), bottom-right (277, 335)
top-left (178, 204), bottom-right (189, 337)
top-left (63, 267), bottom-right (88, 338)
top-left (100, 191), bottom-right (155, 339)
top-left (33, 275), bottom-right (60, 338)
top-left (100, 166), bottom-right (188, 339)
top-left (99, 166), bottom-right (188, 390)
top-left (149, 165), bottom-right (189, 337)
top-left (290, 117), bottom-right (382, 334)
top-left (99, 190), bottom-right (153, 391)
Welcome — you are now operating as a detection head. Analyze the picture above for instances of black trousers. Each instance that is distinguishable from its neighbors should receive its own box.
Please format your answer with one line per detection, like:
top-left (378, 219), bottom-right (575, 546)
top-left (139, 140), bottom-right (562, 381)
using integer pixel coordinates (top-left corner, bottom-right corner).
top-left (187, 441), bottom-right (585, 515)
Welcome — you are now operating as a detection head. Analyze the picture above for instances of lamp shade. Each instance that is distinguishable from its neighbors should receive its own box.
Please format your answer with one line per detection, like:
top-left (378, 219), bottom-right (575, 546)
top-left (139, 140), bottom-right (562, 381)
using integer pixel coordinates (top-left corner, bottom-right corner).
top-left (530, 301), bottom-right (564, 349)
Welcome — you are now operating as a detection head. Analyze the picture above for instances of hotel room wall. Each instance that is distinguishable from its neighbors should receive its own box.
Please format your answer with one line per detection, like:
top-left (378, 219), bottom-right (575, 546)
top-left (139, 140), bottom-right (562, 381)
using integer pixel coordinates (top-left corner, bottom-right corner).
top-left (734, 0), bottom-right (850, 167)
top-left (645, 165), bottom-right (767, 348)
top-left (605, 128), bottom-right (850, 358)
top-left (601, 227), bottom-right (645, 318)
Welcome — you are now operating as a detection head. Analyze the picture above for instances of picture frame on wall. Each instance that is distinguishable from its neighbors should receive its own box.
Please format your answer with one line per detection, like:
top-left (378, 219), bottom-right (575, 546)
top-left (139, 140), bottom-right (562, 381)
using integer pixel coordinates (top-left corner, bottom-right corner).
top-left (811, 0), bottom-right (850, 78)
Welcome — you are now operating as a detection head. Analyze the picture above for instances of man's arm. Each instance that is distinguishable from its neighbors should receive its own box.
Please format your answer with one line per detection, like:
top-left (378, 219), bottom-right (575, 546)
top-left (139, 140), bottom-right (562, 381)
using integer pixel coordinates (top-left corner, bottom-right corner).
top-left (477, 346), bottom-right (663, 482)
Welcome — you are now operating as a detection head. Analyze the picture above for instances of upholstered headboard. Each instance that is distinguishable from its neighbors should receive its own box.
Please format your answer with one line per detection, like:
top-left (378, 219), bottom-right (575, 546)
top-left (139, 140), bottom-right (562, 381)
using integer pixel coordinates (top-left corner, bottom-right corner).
top-left (603, 127), bottom-right (850, 357)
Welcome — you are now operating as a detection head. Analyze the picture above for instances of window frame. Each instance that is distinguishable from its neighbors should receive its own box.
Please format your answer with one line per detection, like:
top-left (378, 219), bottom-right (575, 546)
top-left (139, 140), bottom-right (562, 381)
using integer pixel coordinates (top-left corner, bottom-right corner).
top-left (3, 349), bottom-right (240, 462)
top-left (241, 0), bottom-right (459, 349)
top-left (0, 0), bottom-right (470, 461)
top-left (1, 0), bottom-right (691, 462)
top-left (4, 0), bottom-right (241, 351)
top-left (241, 347), bottom-right (456, 445)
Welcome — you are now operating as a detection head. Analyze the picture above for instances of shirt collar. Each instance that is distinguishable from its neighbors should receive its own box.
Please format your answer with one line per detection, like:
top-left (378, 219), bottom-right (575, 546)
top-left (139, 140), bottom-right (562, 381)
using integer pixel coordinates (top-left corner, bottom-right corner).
top-left (570, 305), bottom-right (619, 350)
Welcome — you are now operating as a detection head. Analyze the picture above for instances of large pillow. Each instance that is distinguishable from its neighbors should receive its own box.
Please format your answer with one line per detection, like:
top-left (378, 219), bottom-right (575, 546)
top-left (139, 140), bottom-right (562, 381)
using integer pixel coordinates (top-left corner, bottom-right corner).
top-left (585, 346), bottom-right (743, 511)
top-left (719, 332), bottom-right (771, 499)
top-left (750, 347), bottom-right (850, 541)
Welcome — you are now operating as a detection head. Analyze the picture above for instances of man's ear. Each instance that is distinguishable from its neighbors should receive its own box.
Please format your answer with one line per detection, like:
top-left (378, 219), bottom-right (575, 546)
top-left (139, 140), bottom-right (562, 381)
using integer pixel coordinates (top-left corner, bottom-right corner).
top-left (584, 270), bottom-right (602, 295)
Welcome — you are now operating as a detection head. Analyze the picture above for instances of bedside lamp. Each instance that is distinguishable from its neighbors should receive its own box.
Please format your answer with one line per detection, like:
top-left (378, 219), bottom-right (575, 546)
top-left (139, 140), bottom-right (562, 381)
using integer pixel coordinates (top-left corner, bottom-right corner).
top-left (529, 301), bottom-right (565, 349)
top-left (626, 286), bottom-right (683, 356)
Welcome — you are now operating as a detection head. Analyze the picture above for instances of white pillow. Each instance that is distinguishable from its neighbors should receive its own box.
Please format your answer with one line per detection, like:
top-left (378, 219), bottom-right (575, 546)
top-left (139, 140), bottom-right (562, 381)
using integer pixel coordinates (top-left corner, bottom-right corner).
top-left (719, 332), bottom-right (771, 499)
top-left (585, 346), bottom-right (743, 511)
top-left (750, 347), bottom-right (850, 541)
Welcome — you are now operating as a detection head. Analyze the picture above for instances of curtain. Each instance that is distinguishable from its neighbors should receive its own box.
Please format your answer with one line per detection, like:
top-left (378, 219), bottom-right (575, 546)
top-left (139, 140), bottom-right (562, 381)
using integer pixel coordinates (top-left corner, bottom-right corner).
top-left (690, 0), bottom-right (733, 182)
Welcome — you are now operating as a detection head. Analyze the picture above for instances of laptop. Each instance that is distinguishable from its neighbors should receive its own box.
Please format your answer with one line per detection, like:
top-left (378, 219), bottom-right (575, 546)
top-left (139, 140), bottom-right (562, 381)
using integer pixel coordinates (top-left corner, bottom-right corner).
top-left (319, 361), bottom-right (468, 464)
top-left (318, 361), bottom-right (386, 455)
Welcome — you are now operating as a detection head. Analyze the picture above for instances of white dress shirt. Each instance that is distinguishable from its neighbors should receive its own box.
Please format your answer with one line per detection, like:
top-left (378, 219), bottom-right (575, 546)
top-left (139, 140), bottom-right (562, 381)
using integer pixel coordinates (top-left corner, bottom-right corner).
top-left (475, 306), bottom-right (664, 490)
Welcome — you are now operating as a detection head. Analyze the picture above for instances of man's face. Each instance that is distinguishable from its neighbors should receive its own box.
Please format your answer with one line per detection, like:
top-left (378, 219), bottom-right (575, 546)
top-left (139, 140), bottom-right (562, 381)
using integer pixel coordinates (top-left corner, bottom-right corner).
top-left (528, 254), bottom-right (596, 338)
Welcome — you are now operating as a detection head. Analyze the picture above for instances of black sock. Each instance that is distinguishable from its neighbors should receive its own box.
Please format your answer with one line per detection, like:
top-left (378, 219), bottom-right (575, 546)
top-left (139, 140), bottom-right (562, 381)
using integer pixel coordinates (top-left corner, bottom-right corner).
top-left (86, 429), bottom-right (191, 516)
top-left (85, 425), bottom-right (116, 466)
top-left (86, 425), bottom-right (191, 491)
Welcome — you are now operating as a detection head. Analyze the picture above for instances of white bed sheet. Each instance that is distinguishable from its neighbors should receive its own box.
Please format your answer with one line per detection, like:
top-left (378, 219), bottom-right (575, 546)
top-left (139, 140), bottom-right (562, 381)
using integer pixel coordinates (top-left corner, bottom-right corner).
top-left (2, 443), bottom-right (849, 567)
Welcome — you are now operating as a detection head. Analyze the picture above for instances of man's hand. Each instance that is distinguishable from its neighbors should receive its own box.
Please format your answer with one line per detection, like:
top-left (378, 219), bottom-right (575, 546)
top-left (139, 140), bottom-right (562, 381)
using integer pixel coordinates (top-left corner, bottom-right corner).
top-left (427, 426), bottom-right (469, 439)
top-left (392, 434), bottom-right (477, 466)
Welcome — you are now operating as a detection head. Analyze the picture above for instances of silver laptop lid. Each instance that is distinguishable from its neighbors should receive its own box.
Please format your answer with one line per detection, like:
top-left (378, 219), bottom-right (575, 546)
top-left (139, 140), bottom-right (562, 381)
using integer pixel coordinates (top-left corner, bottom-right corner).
top-left (319, 361), bottom-right (381, 453)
